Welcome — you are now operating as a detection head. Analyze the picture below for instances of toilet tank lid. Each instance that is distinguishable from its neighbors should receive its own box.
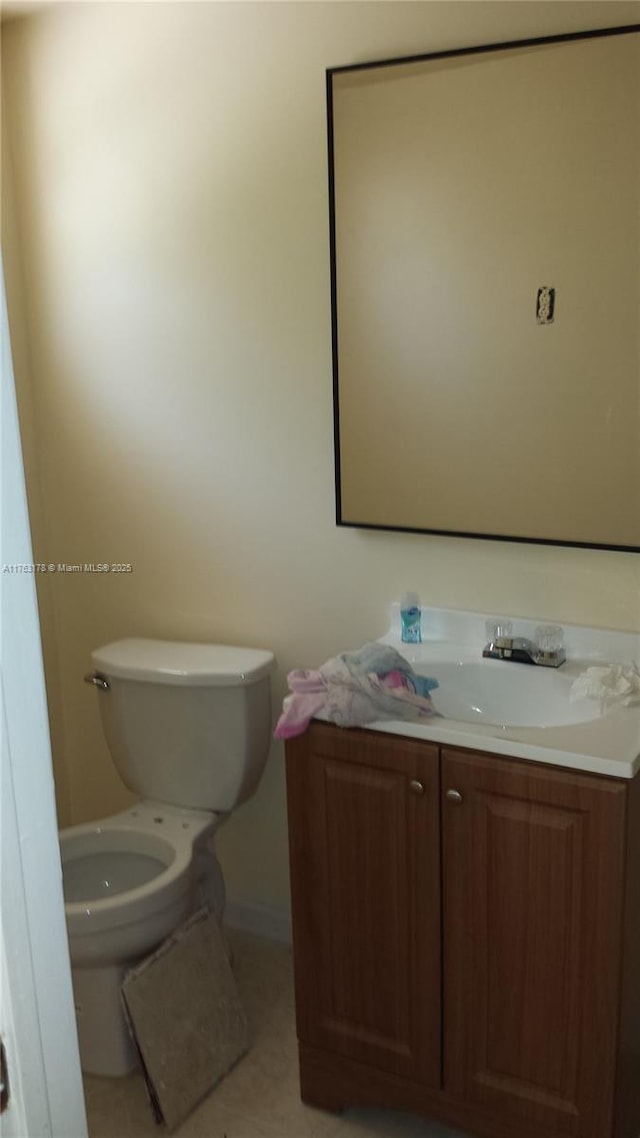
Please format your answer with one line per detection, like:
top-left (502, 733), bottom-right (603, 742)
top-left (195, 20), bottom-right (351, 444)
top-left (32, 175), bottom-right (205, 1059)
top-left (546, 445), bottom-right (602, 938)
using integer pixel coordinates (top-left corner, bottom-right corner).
top-left (91, 639), bottom-right (275, 686)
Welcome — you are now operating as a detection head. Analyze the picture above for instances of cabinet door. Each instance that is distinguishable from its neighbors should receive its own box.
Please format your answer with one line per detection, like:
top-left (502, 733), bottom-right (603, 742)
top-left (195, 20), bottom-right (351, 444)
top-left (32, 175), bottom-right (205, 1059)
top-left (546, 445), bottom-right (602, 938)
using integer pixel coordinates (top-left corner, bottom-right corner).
top-left (443, 747), bottom-right (626, 1138)
top-left (286, 723), bottom-right (441, 1087)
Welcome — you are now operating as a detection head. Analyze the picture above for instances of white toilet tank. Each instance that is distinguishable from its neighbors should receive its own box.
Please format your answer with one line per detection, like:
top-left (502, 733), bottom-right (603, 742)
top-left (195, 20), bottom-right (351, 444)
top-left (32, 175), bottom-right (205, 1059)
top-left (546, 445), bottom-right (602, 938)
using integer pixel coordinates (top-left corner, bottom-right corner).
top-left (90, 639), bottom-right (275, 812)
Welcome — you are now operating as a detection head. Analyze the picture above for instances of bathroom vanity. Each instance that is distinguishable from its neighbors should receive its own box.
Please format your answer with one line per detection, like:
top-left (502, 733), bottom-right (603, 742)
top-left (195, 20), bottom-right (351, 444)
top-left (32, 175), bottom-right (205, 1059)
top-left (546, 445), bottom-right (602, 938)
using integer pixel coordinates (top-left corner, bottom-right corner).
top-left (284, 610), bottom-right (640, 1138)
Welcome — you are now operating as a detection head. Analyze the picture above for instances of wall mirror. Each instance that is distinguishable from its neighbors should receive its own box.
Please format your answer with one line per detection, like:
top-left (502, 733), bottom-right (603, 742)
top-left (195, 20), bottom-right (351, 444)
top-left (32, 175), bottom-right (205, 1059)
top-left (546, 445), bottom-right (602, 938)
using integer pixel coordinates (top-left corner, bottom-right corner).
top-left (328, 26), bottom-right (640, 551)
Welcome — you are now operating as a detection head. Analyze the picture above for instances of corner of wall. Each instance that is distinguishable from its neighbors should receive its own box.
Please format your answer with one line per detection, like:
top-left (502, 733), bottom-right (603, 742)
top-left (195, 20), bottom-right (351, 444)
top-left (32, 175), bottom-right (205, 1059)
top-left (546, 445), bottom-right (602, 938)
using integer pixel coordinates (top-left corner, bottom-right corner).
top-left (1, 31), bottom-right (72, 826)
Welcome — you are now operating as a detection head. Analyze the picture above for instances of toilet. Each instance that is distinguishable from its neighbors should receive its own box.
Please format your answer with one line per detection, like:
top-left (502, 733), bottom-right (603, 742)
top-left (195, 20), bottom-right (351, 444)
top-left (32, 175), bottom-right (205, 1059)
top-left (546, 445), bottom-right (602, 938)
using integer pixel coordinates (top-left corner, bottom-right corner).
top-left (59, 637), bottom-right (274, 1078)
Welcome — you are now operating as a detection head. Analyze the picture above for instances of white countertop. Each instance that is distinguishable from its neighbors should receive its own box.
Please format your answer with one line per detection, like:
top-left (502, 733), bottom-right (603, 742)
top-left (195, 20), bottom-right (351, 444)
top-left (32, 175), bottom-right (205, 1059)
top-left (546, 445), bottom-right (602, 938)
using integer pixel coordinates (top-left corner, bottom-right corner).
top-left (363, 606), bottom-right (640, 780)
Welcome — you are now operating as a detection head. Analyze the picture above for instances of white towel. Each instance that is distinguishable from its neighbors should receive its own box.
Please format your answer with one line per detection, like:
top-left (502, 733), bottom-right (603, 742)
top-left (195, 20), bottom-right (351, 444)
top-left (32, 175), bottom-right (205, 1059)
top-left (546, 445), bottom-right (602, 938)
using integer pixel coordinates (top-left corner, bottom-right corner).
top-left (570, 663), bottom-right (640, 709)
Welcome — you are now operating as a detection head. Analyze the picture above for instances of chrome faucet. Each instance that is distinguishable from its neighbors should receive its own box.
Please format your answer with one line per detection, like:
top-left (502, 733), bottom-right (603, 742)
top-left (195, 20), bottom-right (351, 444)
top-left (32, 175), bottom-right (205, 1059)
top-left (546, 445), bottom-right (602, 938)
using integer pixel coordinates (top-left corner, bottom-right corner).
top-left (482, 621), bottom-right (566, 668)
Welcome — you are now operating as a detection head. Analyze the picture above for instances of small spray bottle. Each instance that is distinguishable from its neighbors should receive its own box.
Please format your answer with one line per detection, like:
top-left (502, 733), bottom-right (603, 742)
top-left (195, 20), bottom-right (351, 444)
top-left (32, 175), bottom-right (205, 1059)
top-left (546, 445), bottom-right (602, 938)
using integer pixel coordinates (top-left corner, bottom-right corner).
top-left (400, 591), bottom-right (422, 644)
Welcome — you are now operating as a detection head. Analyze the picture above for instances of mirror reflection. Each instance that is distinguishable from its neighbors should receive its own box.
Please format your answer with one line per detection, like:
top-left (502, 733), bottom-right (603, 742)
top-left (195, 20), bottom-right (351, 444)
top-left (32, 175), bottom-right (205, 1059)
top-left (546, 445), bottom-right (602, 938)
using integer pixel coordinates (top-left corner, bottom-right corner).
top-left (329, 27), bottom-right (640, 550)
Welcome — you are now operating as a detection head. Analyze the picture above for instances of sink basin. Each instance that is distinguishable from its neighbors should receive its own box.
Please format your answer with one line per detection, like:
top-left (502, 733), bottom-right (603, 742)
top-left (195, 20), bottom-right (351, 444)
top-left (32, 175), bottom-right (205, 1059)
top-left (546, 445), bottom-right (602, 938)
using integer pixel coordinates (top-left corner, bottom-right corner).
top-left (417, 660), bottom-right (601, 729)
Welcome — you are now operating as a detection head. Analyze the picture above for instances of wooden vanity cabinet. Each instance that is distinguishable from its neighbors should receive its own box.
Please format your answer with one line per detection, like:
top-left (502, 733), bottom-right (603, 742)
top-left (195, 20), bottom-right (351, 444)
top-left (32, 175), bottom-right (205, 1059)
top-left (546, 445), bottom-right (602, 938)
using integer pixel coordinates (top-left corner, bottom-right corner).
top-left (285, 723), bottom-right (640, 1138)
top-left (284, 723), bottom-right (441, 1089)
top-left (443, 747), bottom-right (628, 1138)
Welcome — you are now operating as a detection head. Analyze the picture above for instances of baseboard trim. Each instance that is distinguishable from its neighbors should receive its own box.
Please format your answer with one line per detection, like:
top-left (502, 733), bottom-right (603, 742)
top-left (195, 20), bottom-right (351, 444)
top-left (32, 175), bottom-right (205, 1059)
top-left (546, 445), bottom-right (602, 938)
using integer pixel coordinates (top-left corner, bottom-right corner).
top-left (224, 900), bottom-right (292, 944)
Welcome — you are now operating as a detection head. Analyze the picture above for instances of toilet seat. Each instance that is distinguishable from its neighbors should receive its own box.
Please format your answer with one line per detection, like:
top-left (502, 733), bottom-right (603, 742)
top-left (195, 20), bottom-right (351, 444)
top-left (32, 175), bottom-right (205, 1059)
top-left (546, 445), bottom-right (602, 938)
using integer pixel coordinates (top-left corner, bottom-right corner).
top-left (60, 801), bottom-right (218, 965)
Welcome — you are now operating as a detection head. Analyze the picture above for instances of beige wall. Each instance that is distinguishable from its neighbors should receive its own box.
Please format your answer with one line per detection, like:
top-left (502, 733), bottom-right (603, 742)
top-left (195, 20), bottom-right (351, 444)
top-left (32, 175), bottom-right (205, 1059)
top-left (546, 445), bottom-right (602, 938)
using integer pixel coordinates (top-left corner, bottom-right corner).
top-left (2, 1), bottom-right (640, 918)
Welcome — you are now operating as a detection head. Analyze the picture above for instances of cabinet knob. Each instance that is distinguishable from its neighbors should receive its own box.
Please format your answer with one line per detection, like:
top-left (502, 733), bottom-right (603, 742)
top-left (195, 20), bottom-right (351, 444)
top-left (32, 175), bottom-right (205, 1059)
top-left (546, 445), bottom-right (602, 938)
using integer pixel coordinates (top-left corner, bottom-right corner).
top-left (445, 788), bottom-right (463, 804)
top-left (409, 779), bottom-right (425, 796)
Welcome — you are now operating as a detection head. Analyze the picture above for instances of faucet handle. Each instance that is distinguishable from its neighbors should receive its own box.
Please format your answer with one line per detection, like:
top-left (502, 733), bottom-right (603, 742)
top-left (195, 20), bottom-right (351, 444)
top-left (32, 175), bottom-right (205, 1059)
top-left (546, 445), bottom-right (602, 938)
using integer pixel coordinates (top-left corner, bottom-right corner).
top-left (535, 624), bottom-right (565, 666)
top-left (485, 618), bottom-right (513, 647)
top-left (535, 624), bottom-right (564, 654)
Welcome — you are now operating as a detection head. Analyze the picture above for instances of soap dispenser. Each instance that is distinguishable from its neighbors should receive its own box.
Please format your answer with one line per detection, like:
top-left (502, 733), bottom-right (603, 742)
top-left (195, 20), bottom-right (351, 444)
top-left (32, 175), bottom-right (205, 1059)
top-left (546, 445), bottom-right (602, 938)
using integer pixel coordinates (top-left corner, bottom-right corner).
top-left (400, 592), bottom-right (422, 644)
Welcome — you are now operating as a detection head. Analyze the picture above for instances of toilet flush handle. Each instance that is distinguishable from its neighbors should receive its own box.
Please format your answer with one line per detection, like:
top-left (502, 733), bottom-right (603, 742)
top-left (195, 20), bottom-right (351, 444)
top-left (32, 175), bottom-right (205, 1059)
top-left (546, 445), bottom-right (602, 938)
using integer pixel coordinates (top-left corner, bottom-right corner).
top-left (84, 672), bottom-right (110, 691)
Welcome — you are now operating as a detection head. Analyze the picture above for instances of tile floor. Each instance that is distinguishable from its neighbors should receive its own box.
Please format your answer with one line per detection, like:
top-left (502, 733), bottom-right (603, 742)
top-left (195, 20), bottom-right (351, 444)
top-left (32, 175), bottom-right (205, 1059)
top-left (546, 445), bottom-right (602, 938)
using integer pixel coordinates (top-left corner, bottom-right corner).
top-left (83, 929), bottom-right (469, 1138)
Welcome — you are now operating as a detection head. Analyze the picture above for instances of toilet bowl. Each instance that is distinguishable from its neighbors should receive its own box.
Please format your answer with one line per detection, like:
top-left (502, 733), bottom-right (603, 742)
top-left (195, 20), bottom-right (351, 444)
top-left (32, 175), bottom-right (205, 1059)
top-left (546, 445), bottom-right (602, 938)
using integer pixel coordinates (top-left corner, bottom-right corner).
top-left (61, 800), bottom-right (221, 1076)
top-left (62, 800), bottom-right (220, 965)
top-left (60, 638), bottom-right (274, 1077)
